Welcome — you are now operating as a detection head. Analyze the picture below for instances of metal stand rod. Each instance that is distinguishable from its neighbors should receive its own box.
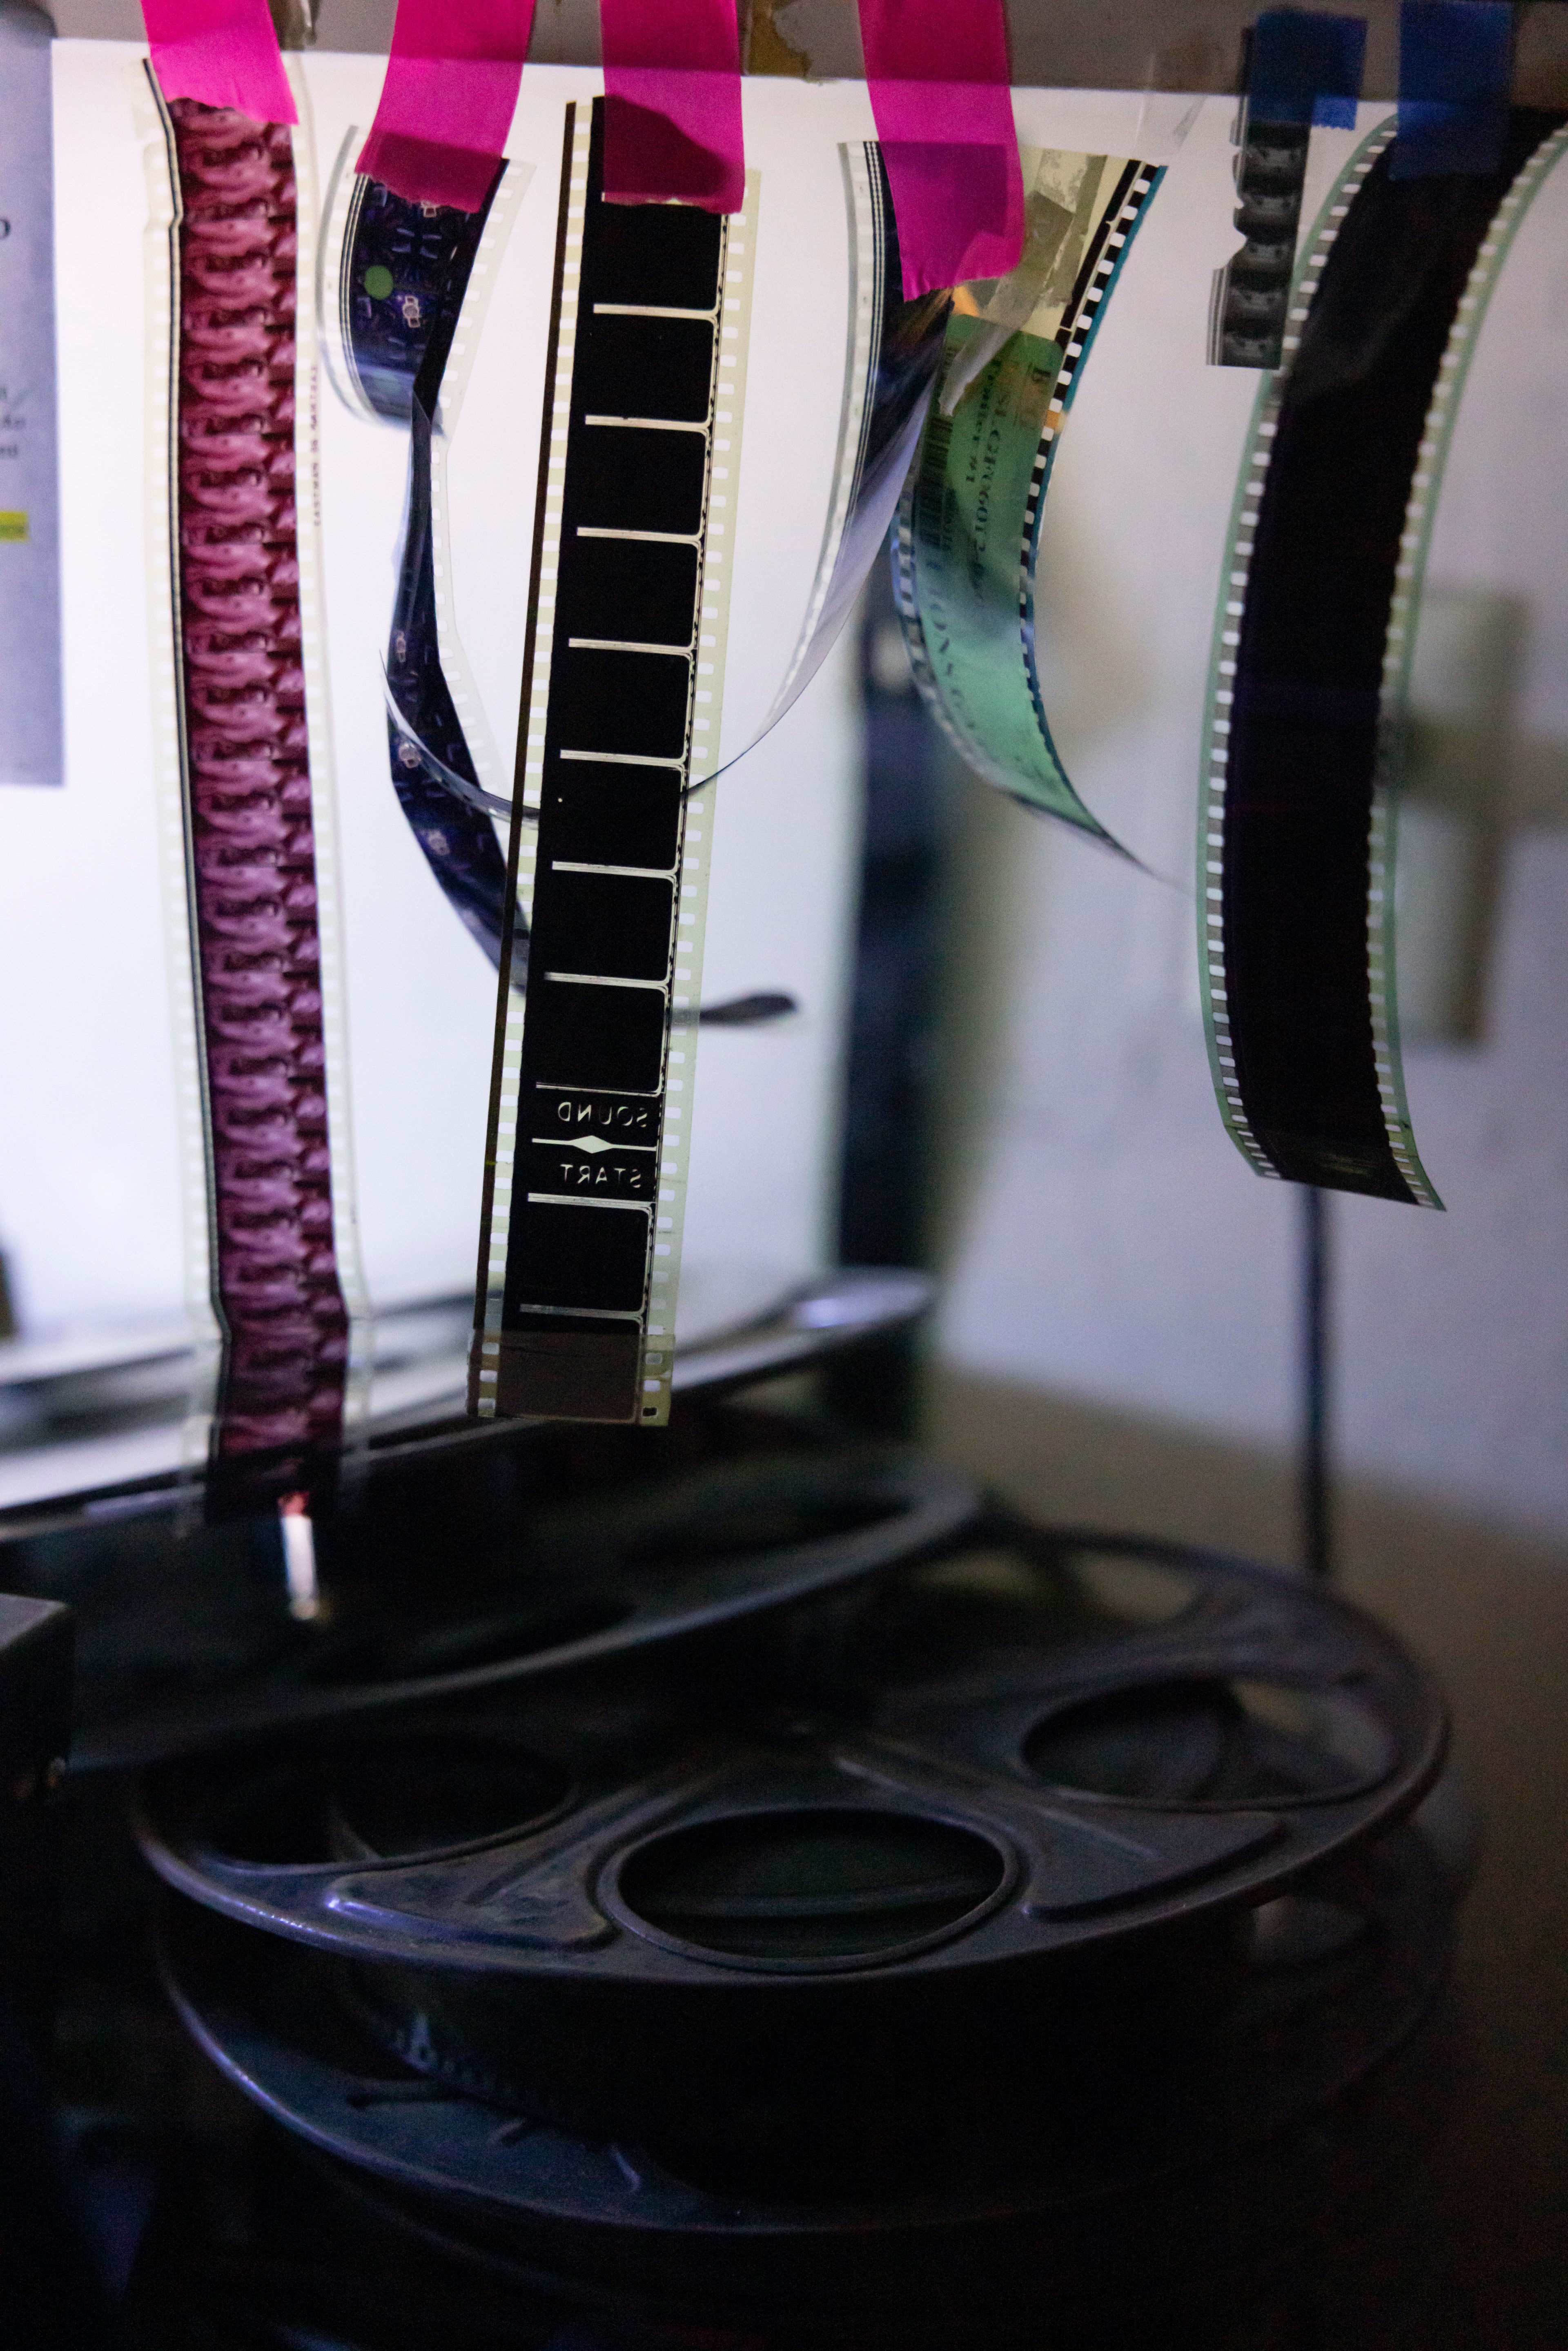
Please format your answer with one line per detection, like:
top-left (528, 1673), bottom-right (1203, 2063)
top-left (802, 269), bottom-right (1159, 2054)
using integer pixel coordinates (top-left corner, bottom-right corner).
top-left (1300, 1184), bottom-right (1333, 1580)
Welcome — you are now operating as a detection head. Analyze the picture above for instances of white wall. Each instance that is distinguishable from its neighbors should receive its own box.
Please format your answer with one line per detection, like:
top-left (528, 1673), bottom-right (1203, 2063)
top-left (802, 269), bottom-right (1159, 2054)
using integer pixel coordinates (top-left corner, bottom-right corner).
top-left (938, 101), bottom-right (1568, 1539)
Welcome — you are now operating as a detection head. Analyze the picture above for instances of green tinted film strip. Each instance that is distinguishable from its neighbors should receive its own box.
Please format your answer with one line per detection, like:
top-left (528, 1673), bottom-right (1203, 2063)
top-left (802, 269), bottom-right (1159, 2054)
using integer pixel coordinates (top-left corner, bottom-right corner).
top-left (894, 156), bottom-right (1160, 840)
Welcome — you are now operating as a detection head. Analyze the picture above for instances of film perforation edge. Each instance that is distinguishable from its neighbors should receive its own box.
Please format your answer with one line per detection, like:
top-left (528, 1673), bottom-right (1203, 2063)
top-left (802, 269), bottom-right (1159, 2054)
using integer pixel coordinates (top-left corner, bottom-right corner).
top-left (471, 103), bottom-right (586, 1415)
top-left (287, 64), bottom-right (374, 1435)
top-left (136, 60), bottom-right (221, 1473)
top-left (1016, 160), bottom-right (1163, 730)
top-left (647, 169), bottom-right (759, 1425)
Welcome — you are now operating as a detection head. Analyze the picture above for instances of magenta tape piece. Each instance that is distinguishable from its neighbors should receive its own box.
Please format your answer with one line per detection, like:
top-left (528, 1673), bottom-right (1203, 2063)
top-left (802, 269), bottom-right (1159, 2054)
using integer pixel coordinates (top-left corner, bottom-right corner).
top-left (172, 102), bottom-right (350, 1459)
top-left (143, 0), bottom-right (296, 124)
top-left (856, 0), bottom-right (1023, 296)
top-left (601, 0), bottom-right (744, 212)
top-left (357, 0), bottom-right (535, 212)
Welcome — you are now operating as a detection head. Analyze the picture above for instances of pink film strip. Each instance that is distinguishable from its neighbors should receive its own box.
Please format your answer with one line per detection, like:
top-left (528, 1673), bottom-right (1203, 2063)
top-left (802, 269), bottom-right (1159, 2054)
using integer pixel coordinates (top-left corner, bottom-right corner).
top-left (171, 101), bottom-right (351, 1460)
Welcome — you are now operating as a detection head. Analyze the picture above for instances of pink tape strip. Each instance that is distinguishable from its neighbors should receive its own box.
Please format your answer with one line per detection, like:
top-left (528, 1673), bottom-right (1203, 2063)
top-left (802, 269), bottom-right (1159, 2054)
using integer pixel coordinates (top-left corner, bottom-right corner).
top-left (601, 0), bottom-right (744, 213)
top-left (142, 0), bottom-right (296, 125)
top-left (357, 0), bottom-right (536, 212)
top-left (856, 0), bottom-right (1023, 297)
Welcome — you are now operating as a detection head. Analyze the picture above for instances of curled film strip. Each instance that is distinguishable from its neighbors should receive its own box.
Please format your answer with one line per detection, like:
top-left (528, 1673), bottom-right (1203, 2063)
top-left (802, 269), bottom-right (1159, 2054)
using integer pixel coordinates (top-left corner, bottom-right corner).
top-left (318, 145), bottom-right (527, 974)
top-left (471, 100), bottom-right (757, 1431)
top-left (894, 149), bottom-right (1162, 842)
top-left (755, 141), bottom-right (951, 745)
top-left (1201, 108), bottom-right (1568, 1202)
top-left (318, 159), bottom-right (801, 1035)
top-left (143, 72), bottom-right (368, 1473)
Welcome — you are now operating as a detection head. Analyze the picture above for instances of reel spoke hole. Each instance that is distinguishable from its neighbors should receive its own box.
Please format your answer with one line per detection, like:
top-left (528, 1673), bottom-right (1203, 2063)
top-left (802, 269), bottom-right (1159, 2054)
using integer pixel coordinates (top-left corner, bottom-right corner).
top-left (327, 1739), bottom-right (575, 1860)
top-left (1024, 1677), bottom-right (1392, 1806)
top-left (200, 1739), bottom-right (572, 1866)
top-left (854, 1542), bottom-right (1200, 1682)
top-left (615, 1808), bottom-right (1008, 1962)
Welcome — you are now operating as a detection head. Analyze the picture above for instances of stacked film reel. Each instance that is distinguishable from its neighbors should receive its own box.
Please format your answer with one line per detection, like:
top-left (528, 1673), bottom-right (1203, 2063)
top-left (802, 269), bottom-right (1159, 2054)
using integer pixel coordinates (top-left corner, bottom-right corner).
top-left (1, 1270), bottom-right (949, 1772)
top-left (126, 1501), bottom-right (1461, 2350)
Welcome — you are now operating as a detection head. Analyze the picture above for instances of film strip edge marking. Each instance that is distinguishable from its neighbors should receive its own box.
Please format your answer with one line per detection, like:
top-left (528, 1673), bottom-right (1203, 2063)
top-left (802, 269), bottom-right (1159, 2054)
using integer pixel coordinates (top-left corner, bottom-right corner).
top-left (474, 105), bottom-right (592, 1413)
top-left (1197, 118), bottom-right (1396, 1184)
top-left (287, 62), bottom-right (375, 1417)
top-left (1018, 158), bottom-right (1162, 575)
top-left (641, 168), bottom-right (760, 1423)
top-left (1365, 119), bottom-right (1568, 1210)
top-left (136, 61), bottom-right (221, 1467)
top-left (891, 473), bottom-right (995, 780)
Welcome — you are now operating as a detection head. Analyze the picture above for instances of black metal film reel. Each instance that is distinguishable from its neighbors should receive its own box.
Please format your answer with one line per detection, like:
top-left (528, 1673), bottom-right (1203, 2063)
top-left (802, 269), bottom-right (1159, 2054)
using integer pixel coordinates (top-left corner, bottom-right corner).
top-left (29, 1436), bottom-right (973, 1773)
top-left (139, 1520), bottom-right (1449, 2243)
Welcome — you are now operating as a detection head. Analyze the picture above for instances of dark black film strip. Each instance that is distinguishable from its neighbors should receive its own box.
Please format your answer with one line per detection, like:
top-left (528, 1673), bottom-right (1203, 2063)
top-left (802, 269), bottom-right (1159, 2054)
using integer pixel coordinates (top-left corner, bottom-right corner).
top-left (1214, 111), bottom-right (1563, 1203)
top-left (472, 102), bottom-right (729, 1424)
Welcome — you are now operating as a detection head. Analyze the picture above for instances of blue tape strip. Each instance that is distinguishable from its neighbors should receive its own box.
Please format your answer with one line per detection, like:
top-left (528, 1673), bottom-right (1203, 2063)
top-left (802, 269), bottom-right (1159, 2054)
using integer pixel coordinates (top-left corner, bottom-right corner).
top-left (1249, 10), bottom-right (1368, 131)
top-left (1394, 0), bottom-right (1511, 178)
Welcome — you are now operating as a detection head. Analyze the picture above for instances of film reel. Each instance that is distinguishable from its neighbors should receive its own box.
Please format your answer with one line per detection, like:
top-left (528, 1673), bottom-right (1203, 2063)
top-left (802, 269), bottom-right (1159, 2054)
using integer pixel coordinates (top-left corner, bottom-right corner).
top-left (145, 1816), bottom-right (1457, 2350)
top-left (138, 1520), bottom-right (1448, 2233)
top-left (34, 1438), bottom-right (973, 1773)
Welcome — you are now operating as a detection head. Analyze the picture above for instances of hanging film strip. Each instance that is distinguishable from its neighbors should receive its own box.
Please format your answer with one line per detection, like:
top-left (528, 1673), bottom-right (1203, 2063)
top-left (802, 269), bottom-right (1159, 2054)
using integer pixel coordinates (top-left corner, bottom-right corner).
top-left (320, 152), bottom-right (527, 972)
top-left (1200, 108), bottom-right (1568, 1203)
top-left (470, 100), bottom-right (756, 1428)
top-left (893, 151), bottom-right (1162, 841)
top-left (1208, 9), bottom-right (1368, 372)
top-left (145, 79), bottom-right (366, 1473)
top-left (757, 142), bottom-right (950, 739)
top-left (1209, 112), bottom-right (1312, 371)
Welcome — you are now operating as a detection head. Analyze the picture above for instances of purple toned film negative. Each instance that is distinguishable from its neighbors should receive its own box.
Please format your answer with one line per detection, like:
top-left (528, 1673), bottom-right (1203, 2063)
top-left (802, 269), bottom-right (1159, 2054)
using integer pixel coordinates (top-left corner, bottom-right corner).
top-left (171, 100), bottom-right (349, 1460)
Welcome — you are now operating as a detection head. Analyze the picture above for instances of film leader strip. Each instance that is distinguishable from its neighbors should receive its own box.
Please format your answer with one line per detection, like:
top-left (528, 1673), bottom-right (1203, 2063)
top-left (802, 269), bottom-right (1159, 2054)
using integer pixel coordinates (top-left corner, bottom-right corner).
top-left (140, 65), bottom-right (369, 1471)
top-left (762, 142), bottom-right (886, 727)
top-left (471, 100), bottom-right (756, 1427)
top-left (1200, 110), bottom-right (1568, 1204)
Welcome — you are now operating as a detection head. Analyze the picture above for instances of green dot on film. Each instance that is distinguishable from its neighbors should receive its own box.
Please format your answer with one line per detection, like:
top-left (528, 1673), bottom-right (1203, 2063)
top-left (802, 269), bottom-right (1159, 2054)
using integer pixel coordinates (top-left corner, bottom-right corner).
top-left (363, 265), bottom-right (395, 300)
